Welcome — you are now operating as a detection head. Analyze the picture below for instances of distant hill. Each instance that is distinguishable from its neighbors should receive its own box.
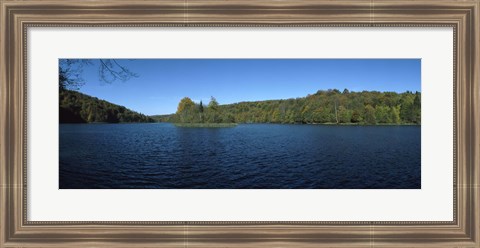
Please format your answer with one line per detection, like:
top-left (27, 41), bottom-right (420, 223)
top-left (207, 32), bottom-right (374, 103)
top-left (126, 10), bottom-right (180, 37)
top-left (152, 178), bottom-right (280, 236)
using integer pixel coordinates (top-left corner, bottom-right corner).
top-left (59, 89), bottom-right (154, 123)
top-left (150, 114), bottom-right (175, 123)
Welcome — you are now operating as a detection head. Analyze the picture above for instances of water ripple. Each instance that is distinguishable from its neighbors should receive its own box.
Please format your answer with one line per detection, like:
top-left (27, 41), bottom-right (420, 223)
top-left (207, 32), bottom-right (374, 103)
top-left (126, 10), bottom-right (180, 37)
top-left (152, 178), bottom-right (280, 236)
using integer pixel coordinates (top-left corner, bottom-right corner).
top-left (60, 123), bottom-right (421, 189)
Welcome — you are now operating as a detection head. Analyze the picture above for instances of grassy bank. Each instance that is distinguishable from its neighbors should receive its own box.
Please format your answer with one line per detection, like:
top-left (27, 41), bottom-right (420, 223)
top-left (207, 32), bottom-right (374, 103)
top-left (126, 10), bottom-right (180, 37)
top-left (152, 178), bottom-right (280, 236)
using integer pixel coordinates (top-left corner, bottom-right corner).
top-left (173, 123), bottom-right (238, 128)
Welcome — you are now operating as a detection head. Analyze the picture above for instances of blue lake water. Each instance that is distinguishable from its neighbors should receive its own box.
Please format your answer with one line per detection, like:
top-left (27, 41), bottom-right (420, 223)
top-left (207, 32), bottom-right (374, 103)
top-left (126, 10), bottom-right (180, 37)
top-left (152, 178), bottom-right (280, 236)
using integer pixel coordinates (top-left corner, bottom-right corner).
top-left (59, 123), bottom-right (421, 189)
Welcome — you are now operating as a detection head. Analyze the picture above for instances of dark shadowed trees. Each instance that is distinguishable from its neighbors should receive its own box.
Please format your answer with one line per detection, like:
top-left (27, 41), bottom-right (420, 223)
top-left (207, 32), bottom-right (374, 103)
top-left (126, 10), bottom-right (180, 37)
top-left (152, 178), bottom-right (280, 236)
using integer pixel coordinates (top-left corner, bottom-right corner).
top-left (59, 90), bottom-right (154, 123)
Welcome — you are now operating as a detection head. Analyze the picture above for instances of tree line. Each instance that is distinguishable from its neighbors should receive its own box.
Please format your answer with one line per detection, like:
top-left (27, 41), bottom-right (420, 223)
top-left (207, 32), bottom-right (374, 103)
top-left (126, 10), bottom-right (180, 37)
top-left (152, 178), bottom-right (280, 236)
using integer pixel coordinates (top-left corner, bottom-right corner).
top-left (170, 89), bottom-right (421, 125)
top-left (60, 89), bottom-right (154, 123)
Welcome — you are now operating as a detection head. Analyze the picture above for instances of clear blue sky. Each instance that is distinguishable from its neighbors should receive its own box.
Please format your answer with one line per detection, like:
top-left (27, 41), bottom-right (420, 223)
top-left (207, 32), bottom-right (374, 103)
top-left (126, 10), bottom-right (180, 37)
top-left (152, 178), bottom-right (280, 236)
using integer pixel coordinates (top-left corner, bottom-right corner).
top-left (75, 59), bottom-right (421, 115)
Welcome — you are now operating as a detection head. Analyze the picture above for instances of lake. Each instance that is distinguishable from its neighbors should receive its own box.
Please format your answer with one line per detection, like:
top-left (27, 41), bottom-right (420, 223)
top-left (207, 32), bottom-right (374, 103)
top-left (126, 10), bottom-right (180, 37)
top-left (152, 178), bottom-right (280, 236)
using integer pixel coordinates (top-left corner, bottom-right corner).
top-left (59, 123), bottom-right (421, 189)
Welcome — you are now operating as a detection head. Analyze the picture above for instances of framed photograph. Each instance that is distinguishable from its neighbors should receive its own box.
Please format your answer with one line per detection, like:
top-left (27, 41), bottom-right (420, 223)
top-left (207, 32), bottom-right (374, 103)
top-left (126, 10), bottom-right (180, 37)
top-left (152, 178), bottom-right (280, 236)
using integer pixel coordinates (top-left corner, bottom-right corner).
top-left (1, 0), bottom-right (479, 247)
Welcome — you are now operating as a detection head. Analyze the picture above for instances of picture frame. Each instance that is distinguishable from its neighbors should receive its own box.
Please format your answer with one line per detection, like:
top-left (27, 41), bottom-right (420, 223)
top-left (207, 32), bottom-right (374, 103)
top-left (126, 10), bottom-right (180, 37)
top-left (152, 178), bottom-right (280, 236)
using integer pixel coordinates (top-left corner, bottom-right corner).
top-left (1, 0), bottom-right (478, 247)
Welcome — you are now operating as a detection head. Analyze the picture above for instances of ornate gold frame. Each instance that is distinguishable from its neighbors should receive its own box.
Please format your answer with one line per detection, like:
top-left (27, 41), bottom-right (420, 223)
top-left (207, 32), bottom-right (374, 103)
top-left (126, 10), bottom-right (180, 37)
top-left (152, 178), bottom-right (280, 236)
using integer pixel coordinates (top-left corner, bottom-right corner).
top-left (1, 0), bottom-right (479, 247)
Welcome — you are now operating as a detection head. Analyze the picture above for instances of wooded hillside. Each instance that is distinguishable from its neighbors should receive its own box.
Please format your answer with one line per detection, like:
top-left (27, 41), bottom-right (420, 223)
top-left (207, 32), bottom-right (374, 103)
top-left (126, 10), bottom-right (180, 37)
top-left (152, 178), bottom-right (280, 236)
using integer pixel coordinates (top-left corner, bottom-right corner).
top-left (170, 89), bottom-right (421, 125)
top-left (60, 89), bottom-right (154, 123)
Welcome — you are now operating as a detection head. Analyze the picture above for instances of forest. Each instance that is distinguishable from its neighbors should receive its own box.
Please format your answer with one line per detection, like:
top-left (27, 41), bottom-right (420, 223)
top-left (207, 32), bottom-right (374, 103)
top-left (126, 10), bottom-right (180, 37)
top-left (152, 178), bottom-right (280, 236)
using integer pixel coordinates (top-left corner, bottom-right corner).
top-left (166, 89), bottom-right (421, 125)
top-left (60, 89), bottom-right (154, 123)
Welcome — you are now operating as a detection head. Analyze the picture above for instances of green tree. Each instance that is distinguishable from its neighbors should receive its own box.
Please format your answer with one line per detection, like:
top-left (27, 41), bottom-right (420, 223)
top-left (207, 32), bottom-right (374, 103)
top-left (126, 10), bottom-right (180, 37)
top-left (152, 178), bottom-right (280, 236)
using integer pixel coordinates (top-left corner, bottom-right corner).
top-left (206, 97), bottom-right (220, 123)
top-left (364, 105), bottom-right (376, 124)
top-left (413, 93), bottom-right (421, 124)
top-left (390, 105), bottom-right (401, 124)
top-left (338, 106), bottom-right (352, 123)
top-left (351, 110), bottom-right (363, 123)
top-left (199, 100), bottom-right (204, 122)
top-left (375, 105), bottom-right (391, 123)
top-left (400, 94), bottom-right (415, 123)
top-left (199, 100), bottom-right (204, 113)
top-left (271, 109), bottom-right (281, 123)
top-left (176, 97), bottom-right (197, 123)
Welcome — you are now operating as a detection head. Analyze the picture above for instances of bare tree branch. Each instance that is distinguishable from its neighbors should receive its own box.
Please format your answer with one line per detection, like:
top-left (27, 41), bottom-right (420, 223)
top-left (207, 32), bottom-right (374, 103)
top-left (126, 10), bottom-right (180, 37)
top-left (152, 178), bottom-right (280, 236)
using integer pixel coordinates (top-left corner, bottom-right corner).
top-left (59, 59), bottom-right (139, 90)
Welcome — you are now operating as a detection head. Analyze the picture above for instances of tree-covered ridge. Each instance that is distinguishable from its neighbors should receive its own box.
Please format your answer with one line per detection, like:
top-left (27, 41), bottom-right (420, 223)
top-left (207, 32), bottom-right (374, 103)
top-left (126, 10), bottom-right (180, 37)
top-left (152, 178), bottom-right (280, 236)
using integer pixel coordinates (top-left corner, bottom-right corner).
top-left (172, 89), bottom-right (421, 125)
top-left (60, 89), bottom-right (154, 123)
top-left (150, 114), bottom-right (174, 123)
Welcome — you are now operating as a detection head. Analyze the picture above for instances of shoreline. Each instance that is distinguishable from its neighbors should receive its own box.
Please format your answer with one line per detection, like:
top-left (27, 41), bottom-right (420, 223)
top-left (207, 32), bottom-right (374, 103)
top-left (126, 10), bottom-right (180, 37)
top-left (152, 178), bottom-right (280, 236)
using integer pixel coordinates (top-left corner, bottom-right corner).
top-left (60, 122), bottom-right (420, 126)
top-left (173, 123), bottom-right (238, 128)
top-left (169, 122), bottom-right (420, 126)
